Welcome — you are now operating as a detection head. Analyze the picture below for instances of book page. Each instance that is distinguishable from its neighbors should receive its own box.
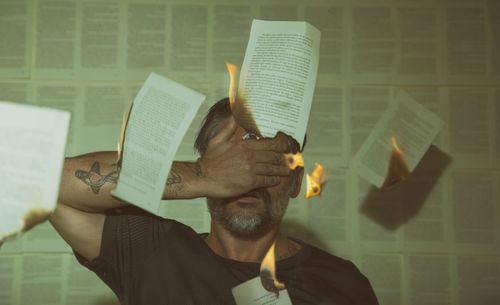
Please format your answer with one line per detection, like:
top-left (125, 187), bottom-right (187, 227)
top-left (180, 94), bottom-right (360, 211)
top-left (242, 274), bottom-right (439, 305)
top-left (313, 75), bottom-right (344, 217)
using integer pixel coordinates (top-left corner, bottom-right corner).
top-left (348, 87), bottom-right (391, 158)
top-left (0, 255), bottom-right (16, 304)
top-left (451, 170), bottom-right (496, 244)
top-left (395, 6), bottom-right (439, 83)
top-left (306, 87), bottom-right (345, 159)
top-left (212, 4), bottom-right (252, 72)
top-left (234, 19), bottom-right (321, 147)
top-left (407, 255), bottom-right (451, 305)
top-left (78, 1), bottom-right (122, 79)
top-left (125, 3), bottom-right (166, 72)
top-left (0, 0), bottom-right (32, 78)
top-left (171, 4), bottom-right (208, 73)
top-left (350, 5), bottom-right (395, 82)
top-left (304, 5), bottom-right (343, 75)
top-left (0, 102), bottom-right (69, 241)
top-left (351, 90), bottom-right (444, 188)
top-left (35, 85), bottom-right (78, 156)
top-left (360, 254), bottom-right (402, 305)
top-left (457, 256), bottom-right (500, 304)
top-left (445, 6), bottom-right (487, 82)
top-left (19, 255), bottom-right (64, 305)
top-left (447, 88), bottom-right (490, 168)
top-left (112, 73), bottom-right (205, 215)
top-left (64, 256), bottom-right (118, 305)
top-left (34, 1), bottom-right (76, 78)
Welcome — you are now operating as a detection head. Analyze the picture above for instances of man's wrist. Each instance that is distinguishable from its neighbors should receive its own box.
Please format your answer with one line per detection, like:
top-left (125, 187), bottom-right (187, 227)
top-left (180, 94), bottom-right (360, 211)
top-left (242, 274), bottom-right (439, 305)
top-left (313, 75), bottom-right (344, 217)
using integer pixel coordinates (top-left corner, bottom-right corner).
top-left (163, 161), bottom-right (208, 200)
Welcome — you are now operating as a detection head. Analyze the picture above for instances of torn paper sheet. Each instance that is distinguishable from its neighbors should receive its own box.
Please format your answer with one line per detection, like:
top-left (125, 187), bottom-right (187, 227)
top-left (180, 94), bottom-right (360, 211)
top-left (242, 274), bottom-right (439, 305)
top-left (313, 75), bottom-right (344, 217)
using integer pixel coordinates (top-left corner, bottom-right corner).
top-left (351, 90), bottom-right (444, 188)
top-left (233, 19), bottom-right (321, 148)
top-left (111, 73), bottom-right (205, 215)
top-left (232, 277), bottom-right (292, 305)
top-left (0, 101), bottom-right (70, 241)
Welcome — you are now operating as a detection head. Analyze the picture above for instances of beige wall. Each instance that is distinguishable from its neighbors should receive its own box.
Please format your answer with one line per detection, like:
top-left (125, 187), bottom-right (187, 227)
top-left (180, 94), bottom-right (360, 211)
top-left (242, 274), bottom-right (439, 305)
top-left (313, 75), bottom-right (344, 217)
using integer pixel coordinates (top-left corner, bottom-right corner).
top-left (0, 0), bottom-right (499, 304)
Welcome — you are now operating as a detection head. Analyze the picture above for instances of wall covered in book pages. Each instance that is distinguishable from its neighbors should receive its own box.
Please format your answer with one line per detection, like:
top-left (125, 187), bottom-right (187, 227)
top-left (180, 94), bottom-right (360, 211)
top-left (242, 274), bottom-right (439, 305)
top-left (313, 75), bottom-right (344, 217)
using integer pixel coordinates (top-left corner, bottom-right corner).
top-left (1, 0), bottom-right (499, 304)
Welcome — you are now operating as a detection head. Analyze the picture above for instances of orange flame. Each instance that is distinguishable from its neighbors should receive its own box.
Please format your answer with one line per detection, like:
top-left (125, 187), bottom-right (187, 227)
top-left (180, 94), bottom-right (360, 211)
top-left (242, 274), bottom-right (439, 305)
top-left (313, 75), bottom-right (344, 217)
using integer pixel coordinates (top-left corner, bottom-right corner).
top-left (381, 136), bottom-right (410, 189)
top-left (260, 241), bottom-right (285, 293)
top-left (116, 101), bottom-right (132, 163)
top-left (284, 152), bottom-right (304, 170)
top-left (391, 136), bottom-right (402, 154)
top-left (305, 163), bottom-right (326, 199)
top-left (226, 61), bottom-right (238, 111)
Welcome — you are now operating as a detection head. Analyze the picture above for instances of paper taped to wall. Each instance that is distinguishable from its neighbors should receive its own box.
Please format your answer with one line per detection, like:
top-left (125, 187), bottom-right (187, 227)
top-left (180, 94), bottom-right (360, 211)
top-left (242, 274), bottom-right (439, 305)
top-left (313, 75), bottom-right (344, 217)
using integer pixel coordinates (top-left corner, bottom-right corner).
top-left (111, 73), bottom-right (205, 215)
top-left (0, 101), bottom-right (70, 241)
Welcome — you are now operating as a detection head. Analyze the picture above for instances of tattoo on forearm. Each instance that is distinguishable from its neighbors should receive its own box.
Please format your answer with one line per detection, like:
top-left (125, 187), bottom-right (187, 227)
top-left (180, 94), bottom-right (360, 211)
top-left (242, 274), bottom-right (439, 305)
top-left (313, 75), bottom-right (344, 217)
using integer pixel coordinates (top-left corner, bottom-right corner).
top-left (167, 169), bottom-right (182, 185)
top-left (75, 162), bottom-right (118, 194)
top-left (184, 162), bottom-right (202, 177)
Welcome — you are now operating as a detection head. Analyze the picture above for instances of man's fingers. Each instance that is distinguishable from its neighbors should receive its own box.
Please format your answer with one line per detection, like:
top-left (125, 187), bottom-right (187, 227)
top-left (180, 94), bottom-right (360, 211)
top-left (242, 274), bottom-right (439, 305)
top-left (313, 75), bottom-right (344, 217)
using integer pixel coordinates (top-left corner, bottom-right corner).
top-left (254, 163), bottom-right (290, 176)
top-left (255, 175), bottom-right (281, 188)
top-left (244, 137), bottom-right (288, 152)
top-left (253, 151), bottom-right (287, 165)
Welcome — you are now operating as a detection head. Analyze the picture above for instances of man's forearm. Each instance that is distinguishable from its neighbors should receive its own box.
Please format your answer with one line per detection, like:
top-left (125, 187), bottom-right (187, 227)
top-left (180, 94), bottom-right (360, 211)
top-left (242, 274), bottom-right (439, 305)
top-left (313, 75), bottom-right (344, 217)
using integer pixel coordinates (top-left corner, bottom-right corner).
top-left (59, 151), bottom-right (209, 213)
top-left (58, 151), bottom-right (124, 213)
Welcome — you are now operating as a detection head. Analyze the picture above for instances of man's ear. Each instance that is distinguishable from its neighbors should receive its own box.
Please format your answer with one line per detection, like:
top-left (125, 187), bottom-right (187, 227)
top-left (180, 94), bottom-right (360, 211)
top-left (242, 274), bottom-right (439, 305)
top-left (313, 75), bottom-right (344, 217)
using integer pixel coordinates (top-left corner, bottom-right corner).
top-left (290, 167), bottom-right (304, 198)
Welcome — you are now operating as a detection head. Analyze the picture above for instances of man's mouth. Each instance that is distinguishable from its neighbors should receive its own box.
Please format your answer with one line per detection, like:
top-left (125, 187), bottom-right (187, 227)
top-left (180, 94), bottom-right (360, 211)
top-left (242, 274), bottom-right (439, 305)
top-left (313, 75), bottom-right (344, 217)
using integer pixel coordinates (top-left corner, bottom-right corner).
top-left (237, 193), bottom-right (261, 202)
top-left (235, 191), bottom-right (265, 205)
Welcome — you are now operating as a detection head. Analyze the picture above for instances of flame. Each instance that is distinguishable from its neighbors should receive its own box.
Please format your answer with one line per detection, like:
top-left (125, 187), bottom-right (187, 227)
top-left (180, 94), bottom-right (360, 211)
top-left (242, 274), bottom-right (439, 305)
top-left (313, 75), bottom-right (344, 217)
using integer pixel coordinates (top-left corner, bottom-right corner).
top-left (284, 152), bottom-right (304, 170)
top-left (116, 101), bottom-right (133, 163)
top-left (226, 61), bottom-right (238, 111)
top-left (259, 241), bottom-right (285, 294)
top-left (391, 136), bottom-right (402, 154)
top-left (305, 163), bottom-right (326, 199)
top-left (381, 136), bottom-right (410, 189)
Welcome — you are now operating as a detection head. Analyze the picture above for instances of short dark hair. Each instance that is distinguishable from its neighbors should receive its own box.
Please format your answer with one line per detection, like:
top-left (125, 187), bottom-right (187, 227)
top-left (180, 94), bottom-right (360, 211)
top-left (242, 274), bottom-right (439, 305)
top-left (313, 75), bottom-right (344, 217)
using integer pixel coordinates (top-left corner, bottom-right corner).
top-left (194, 98), bottom-right (305, 156)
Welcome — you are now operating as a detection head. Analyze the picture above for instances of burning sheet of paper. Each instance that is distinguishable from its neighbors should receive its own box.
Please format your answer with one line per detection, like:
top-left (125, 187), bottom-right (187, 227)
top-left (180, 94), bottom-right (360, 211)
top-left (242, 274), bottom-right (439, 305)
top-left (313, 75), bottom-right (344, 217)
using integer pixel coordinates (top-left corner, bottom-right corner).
top-left (305, 163), bottom-right (327, 199)
top-left (260, 241), bottom-right (285, 294)
top-left (236, 243), bottom-right (292, 305)
top-left (0, 101), bottom-right (70, 241)
top-left (285, 152), bottom-right (304, 170)
top-left (351, 90), bottom-right (444, 188)
top-left (111, 73), bottom-right (205, 215)
top-left (232, 277), bottom-right (292, 305)
top-left (233, 19), bottom-right (321, 148)
top-left (381, 136), bottom-right (411, 189)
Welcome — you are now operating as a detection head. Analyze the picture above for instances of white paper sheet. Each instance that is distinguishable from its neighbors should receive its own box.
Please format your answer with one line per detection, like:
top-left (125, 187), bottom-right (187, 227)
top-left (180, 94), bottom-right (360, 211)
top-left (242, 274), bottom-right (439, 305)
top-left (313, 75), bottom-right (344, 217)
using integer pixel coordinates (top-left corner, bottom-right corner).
top-left (111, 73), bottom-right (205, 215)
top-left (234, 19), bottom-right (321, 148)
top-left (0, 101), bottom-right (70, 240)
top-left (232, 277), bottom-right (292, 305)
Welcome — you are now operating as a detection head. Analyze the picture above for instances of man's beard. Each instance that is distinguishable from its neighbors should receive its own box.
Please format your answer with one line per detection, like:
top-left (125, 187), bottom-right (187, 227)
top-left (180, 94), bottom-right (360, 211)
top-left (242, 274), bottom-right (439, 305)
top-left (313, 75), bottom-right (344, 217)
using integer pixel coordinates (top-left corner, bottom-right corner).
top-left (207, 189), bottom-right (289, 239)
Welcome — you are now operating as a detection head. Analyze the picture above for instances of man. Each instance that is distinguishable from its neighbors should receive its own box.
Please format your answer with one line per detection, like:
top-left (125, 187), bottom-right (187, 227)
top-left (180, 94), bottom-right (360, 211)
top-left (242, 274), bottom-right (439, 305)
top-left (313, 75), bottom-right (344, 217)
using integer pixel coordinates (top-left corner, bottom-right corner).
top-left (50, 98), bottom-right (379, 304)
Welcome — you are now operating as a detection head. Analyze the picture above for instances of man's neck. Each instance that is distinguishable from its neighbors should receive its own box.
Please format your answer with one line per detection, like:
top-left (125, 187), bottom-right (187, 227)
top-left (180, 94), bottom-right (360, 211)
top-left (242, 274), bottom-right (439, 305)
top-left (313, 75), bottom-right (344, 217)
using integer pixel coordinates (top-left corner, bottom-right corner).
top-left (204, 221), bottom-right (301, 263)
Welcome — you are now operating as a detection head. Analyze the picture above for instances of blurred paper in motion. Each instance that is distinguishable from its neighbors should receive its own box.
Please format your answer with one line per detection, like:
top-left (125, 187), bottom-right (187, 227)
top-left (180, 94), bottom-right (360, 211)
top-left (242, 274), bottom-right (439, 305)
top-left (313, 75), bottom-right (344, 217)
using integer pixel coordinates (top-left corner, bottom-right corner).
top-left (111, 73), bottom-right (205, 215)
top-left (0, 101), bottom-right (70, 240)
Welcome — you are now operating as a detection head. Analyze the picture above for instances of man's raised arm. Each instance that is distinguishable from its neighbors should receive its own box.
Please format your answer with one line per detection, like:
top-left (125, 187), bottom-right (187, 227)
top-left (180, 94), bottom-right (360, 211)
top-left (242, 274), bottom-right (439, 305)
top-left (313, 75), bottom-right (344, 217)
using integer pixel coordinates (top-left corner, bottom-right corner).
top-left (50, 116), bottom-right (291, 260)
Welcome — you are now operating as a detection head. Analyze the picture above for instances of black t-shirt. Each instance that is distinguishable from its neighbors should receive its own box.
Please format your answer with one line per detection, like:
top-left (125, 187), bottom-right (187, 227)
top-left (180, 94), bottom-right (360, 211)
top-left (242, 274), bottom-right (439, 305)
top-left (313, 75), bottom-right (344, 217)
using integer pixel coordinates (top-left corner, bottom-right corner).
top-left (75, 212), bottom-right (379, 305)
